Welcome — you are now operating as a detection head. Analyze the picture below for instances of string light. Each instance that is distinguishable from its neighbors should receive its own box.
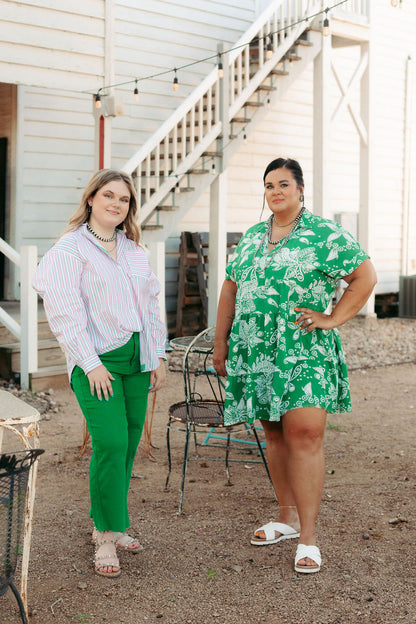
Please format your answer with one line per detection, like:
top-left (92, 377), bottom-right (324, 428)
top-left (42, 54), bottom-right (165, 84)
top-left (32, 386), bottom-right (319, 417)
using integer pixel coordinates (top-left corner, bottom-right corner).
top-left (95, 92), bottom-right (102, 109)
top-left (217, 54), bottom-right (224, 79)
top-left (323, 10), bottom-right (330, 36)
top-left (173, 70), bottom-right (179, 92)
top-left (90, 1), bottom-right (348, 98)
top-left (266, 38), bottom-right (273, 60)
top-left (133, 80), bottom-right (139, 101)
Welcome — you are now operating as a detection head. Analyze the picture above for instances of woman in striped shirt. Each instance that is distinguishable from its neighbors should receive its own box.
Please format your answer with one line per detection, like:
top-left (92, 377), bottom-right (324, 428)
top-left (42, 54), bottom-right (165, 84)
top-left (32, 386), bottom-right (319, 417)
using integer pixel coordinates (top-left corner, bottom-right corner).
top-left (33, 169), bottom-right (167, 578)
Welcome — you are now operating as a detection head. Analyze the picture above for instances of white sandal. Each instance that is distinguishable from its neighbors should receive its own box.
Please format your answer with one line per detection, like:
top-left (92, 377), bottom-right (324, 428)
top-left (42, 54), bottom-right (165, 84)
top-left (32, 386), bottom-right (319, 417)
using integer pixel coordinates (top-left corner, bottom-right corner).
top-left (251, 521), bottom-right (300, 546)
top-left (294, 544), bottom-right (321, 574)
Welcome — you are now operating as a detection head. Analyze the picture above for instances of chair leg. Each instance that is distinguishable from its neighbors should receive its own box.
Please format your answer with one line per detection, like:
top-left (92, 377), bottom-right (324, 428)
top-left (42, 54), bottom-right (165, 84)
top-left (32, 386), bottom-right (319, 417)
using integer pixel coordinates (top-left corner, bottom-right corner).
top-left (178, 424), bottom-right (191, 513)
top-left (164, 421), bottom-right (172, 490)
top-left (252, 425), bottom-right (271, 482)
top-left (225, 429), bottom-right (231, 484)
top-left (9, 580), bottom-right (28, 624)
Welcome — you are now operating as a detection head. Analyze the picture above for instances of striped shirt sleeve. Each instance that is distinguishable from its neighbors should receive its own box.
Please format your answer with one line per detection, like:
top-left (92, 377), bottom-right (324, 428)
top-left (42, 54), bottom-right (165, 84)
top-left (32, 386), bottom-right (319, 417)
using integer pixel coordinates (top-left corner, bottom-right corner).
top-left (33, 247), bottom-right (102, 374)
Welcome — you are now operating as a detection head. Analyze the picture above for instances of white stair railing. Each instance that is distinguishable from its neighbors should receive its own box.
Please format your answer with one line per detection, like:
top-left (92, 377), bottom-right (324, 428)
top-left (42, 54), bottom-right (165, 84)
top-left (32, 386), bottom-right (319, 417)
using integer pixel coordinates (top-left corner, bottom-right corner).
top-left (122, 0), bottom-right (321, 223)
top-left (0, 239), bottom-right (38, 389)
top-left (122, 0), bottom-right (369, 229)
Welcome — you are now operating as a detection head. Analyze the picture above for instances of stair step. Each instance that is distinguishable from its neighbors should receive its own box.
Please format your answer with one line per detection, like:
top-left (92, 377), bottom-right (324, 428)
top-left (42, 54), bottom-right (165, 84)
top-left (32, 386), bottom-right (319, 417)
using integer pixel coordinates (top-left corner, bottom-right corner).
top-left (295, 38), bottom-right (313, 47)
top-left (283, 52), bottom-right (301, 62)
top-left (231, 117), bottom-right (251, 123)
top-left (30, 365), bottom-right (68, 392)
top-left (187, 169), bottom-right (209, 174)
top-left (270, 69), bottom-right (289, 76)
top-left (244, 101), bottom-right (264, 108)
top-left (178, 186), bottom-right (195, 193)
top-left (0, 338), bottom-right (66, 377)
top-left (202, 151), bottom-right (222, 157)
top-left (256, 85), bottom-right (277, 92)
top-left (155, 205), bottom-right (177, 211)
top-left (142, 224), bottom-right (164, 231)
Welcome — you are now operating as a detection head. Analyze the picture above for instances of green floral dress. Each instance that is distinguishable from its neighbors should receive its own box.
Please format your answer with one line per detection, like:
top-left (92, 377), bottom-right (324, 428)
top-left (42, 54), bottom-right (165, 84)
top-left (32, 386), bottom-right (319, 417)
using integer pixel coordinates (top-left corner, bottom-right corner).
top-left (224, 209), bottom-right (369, 425)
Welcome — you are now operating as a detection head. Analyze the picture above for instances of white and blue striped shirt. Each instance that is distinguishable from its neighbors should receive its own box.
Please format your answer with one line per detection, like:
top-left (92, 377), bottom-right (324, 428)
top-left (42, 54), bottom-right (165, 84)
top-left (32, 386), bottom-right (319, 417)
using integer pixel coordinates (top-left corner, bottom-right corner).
top-left (33, 224), bottom-right (166, 378)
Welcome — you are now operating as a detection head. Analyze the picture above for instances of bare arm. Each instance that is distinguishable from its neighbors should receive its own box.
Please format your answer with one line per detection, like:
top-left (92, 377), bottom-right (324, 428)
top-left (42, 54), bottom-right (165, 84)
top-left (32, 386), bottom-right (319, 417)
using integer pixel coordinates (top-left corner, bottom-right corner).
top-left (295, 258), bottom-right (377, 332)
top-left (213, 279), bottom-right (237, 376)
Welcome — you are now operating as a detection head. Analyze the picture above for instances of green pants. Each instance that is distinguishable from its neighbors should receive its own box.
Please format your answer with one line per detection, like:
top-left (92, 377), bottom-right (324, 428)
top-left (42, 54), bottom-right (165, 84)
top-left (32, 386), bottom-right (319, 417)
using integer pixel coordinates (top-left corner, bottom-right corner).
top-left (71, 333), bottom-right (150, 532)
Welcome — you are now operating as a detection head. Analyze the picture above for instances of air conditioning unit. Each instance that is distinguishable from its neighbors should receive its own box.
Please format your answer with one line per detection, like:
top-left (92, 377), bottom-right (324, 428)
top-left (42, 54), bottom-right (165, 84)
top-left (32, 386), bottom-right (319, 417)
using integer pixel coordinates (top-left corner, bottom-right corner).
top-left (399, 275), bottom-right (416, 318)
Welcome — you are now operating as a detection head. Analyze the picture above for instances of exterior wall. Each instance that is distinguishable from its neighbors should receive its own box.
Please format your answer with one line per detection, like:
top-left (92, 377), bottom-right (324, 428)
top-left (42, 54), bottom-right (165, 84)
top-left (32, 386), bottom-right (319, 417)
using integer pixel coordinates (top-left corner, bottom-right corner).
top-left (372, 2), bottom-right (416, 291)
top-left (0, 0), bottom-right (415, 303)
top-left (0, 0), bottom-right (105, 92)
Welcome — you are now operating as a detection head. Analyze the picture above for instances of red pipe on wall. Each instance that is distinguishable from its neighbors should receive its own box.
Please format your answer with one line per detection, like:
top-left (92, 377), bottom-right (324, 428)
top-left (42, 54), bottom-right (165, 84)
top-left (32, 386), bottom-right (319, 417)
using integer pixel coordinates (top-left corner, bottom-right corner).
top-left (99, 115), bottom-right (105, 170)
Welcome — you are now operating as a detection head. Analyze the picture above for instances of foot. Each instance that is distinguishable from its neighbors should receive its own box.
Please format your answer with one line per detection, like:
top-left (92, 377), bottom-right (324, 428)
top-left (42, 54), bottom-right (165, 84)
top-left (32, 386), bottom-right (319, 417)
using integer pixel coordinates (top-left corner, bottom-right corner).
top-left (94, 531), bottom-right (121, 578)
top-left (251, 520), bottom-right (300, 545)
top-left (251, 508), bottom-right (300, 545)
top-left (295, 544), bottom-right (321, 574)
top-left (92, 528), bottom-right (143, 552)
top-left (114, 532), bottom-right (143, 552)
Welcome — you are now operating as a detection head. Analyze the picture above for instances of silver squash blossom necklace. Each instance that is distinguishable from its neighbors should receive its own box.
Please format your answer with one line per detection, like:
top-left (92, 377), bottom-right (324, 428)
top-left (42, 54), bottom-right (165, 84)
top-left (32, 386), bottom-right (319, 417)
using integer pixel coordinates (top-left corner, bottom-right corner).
top-left (86, 222), bottom-right (117, 242)
top-left (252, 207), bottom-right (305, 273)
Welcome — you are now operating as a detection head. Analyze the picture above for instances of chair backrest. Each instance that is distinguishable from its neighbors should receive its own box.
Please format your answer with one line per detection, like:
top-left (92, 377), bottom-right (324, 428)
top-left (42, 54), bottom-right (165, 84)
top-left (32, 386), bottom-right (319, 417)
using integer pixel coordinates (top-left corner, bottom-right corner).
top-left (182, 327), bottom-right (224, 408)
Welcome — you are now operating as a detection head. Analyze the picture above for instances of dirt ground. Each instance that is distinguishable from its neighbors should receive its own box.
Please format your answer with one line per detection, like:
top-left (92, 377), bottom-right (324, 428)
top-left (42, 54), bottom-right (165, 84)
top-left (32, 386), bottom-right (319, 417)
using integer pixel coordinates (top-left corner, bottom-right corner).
top-left (2, 357), bottom-right (416, 624)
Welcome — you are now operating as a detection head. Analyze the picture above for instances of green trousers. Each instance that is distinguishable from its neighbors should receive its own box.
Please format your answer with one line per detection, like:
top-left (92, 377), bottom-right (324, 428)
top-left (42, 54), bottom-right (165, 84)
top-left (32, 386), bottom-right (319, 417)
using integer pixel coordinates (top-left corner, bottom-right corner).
top-left (71, 333), bottom-right (150, 532)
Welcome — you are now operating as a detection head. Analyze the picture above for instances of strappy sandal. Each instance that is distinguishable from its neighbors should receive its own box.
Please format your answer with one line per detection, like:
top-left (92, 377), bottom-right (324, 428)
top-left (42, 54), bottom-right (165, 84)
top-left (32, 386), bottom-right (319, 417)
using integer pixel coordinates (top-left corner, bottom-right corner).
top-left (114, 533), bottom-right (143, 552)
top-left (251, 521), bottom-right (300, 546)
top-left (92, 528), bottom-right (143, 553)
top-left (294, 544), bottom-right (321, 574)
top-left (94, 531), bottom-right (121, 578)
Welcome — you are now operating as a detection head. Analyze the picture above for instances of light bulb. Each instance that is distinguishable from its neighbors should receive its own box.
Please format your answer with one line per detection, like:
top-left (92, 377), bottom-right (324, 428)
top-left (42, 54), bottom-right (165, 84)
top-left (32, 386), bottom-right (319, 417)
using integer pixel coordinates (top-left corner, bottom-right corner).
top-left (133, 81), bottom-right (139, 101)
top-left (218, 62), bottom-right (224, 78)
top-left (95, 93), bottom-right (102, 109)
top-left (266, 41), bottom-right (273, 60)
top-left (323, 17), bottom-right (330, 37)
top-left (173, 75), bottom-right (179, 92)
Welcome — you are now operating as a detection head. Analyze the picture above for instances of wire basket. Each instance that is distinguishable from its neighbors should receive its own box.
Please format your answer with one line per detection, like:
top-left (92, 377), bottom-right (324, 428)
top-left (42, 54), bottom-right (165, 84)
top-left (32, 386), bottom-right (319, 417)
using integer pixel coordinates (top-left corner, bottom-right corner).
top-left (0, 448), bottom-right (44, 622)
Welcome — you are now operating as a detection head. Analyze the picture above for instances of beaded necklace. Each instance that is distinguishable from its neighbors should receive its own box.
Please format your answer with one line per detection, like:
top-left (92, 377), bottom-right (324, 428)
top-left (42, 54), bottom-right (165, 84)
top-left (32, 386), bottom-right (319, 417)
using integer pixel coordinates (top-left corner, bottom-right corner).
top-left (252, 207), bottom-right (305, 274)
top-left (86, 222), bottom-right (117, 242)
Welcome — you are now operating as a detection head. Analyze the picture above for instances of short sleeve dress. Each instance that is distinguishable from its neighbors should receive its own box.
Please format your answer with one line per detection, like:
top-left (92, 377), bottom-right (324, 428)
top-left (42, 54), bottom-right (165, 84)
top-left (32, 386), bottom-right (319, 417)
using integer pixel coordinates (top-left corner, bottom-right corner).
top-left (224, 209), bottom-right (369, 425)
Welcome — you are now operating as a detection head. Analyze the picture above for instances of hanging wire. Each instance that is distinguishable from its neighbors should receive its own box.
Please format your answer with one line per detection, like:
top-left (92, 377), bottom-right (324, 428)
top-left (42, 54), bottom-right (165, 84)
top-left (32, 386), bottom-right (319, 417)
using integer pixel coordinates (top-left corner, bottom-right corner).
top-left (88, 1), bottom-right (348, 97)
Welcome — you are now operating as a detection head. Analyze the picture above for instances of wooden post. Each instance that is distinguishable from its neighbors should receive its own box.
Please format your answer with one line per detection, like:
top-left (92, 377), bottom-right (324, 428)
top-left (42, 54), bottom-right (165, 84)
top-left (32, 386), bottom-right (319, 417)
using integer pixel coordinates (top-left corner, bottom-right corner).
top-left (313, 30), bottom-right (331, 218)
top-left (208, 43), bottom-right (229, 326)
top-left (359, 40), bottom-right (376, 316)
top-left (20, 246), bottom-right (38, 389)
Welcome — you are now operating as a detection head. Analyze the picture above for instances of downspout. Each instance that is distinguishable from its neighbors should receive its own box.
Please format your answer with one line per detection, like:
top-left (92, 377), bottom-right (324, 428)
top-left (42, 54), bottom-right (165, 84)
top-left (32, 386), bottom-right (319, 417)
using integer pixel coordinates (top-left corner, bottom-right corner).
top-left (401, 55), bottom-right (413, 276)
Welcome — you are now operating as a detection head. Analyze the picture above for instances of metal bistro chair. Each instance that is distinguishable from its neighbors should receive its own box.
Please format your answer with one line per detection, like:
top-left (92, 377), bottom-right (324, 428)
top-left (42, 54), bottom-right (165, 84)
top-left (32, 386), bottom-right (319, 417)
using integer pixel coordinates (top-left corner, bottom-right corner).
top-left (0, 448), bottom-right (44, 624)
top-left (165, 327), bottom-right (270, 513)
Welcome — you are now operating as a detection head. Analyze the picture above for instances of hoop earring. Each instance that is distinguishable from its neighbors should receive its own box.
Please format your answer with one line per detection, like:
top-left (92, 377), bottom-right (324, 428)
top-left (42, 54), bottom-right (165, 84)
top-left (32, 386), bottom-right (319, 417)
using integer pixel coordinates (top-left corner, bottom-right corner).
top-left (87, 204), bottom-right (92, 214)
top-left (299, 194), bottom-right (305, 207)
top-left (259, 193), bottom-right (266, 221)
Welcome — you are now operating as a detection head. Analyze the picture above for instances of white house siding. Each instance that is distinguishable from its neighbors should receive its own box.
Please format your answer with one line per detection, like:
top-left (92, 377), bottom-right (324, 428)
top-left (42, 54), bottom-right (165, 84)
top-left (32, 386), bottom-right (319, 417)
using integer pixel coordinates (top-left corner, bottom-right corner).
top-left (20, 87), bottom-right (96, 257)
top-left (0, 0), bottom-right (105, 92)
top-left (372, 3), bottom-right (416, 292)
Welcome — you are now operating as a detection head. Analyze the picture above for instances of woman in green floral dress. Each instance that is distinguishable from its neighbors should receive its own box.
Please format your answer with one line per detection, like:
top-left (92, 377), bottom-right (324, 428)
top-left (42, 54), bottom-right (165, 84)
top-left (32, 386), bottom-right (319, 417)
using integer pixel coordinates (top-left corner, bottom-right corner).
top-left (213, 158), bottom-right (377, 574)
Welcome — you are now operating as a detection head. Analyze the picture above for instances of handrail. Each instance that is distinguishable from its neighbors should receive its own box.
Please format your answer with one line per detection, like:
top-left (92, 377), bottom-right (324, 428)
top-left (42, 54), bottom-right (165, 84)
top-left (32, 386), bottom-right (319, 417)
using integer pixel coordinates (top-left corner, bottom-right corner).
top-left (0, 239), bottom-right (38, 389)
top-left (121, 0), bottom-right (370, 227)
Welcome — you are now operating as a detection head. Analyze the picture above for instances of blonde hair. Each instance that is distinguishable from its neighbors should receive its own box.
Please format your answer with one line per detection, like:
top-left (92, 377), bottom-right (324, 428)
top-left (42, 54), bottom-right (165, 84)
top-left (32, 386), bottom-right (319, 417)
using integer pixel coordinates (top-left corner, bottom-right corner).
top-left (64, 169), bottom-right (141, 244)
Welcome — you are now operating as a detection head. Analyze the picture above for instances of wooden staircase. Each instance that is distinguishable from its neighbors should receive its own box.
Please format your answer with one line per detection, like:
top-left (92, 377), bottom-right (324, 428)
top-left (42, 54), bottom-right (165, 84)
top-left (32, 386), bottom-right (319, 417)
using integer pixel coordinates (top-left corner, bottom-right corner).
top-left (0, 302), bottom-right (67, 391)
top-left (122, 0), bottom-right (323, 242)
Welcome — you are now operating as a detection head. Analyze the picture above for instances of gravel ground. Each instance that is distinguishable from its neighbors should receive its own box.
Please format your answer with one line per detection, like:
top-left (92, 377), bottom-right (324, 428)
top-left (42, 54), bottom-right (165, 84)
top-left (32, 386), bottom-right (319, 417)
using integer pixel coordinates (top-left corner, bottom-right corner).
top-left (1, 316), bottom-right (416, 624)
top-left (339, 316), bottom-right (416, 370)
